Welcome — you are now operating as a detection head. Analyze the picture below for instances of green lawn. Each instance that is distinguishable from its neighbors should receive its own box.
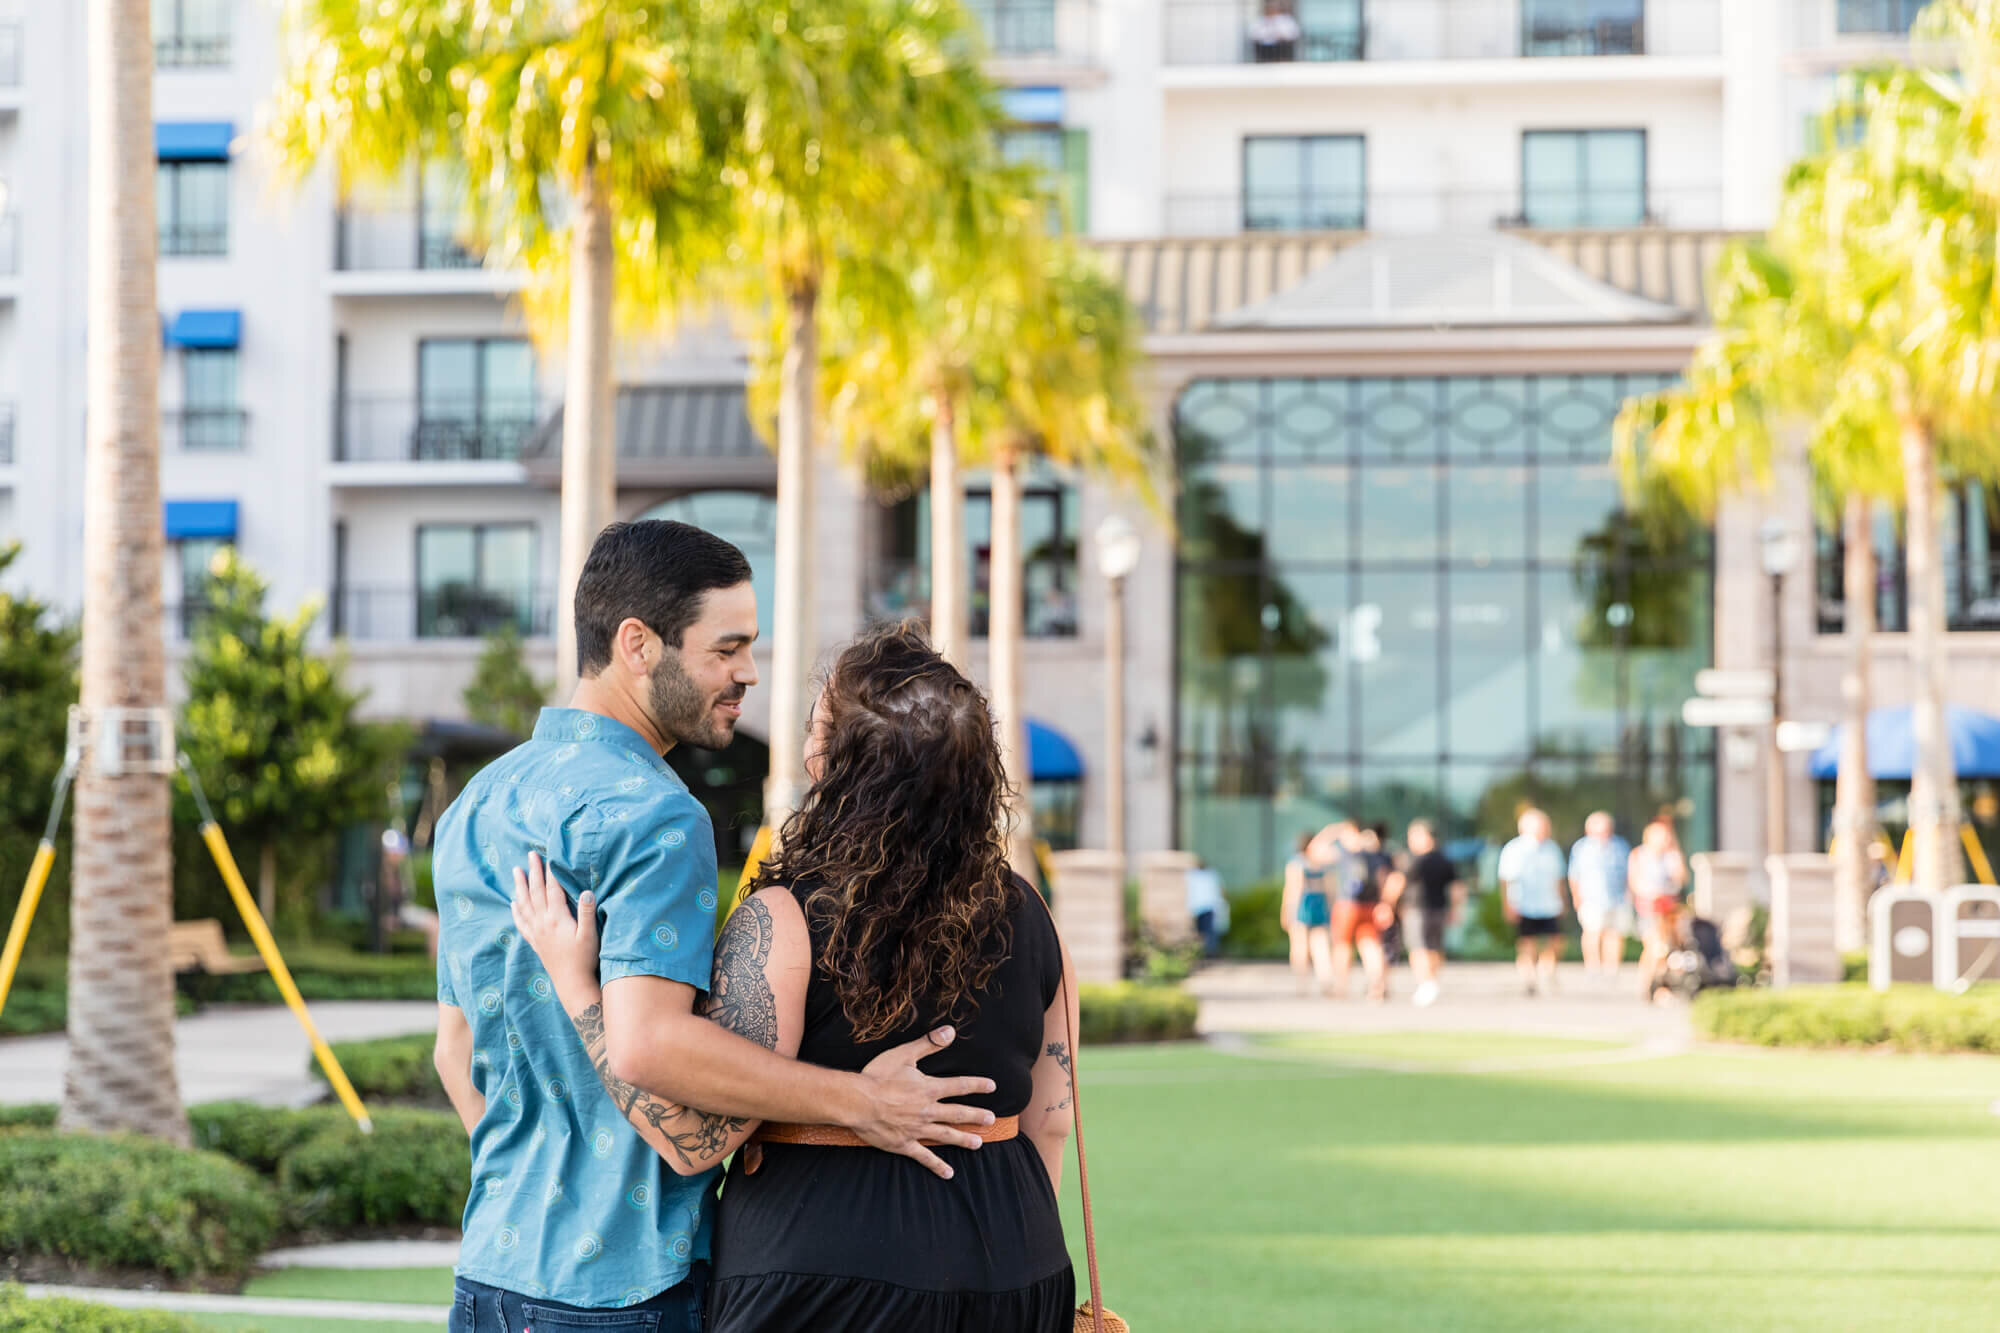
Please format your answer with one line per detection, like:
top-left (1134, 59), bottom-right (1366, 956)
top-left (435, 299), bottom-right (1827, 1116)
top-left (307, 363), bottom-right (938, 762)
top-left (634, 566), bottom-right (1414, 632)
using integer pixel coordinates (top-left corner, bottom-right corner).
top-left (156, 1035), bottom-right (2000, 1331)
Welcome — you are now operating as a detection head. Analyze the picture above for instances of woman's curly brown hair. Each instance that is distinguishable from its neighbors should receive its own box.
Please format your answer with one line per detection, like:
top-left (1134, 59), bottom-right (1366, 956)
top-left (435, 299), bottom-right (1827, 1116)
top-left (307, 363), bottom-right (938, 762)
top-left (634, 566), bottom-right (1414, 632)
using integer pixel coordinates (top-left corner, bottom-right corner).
top-left (748, 621), bottom-right (1019, 1042)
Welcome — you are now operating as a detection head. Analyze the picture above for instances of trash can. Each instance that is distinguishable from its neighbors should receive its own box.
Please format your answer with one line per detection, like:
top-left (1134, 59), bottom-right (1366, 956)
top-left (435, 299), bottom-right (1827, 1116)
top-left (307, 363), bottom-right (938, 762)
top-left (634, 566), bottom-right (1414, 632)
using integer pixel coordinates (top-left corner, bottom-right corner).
top-left (1939, 886), bottom-right (2000, 992)
top-left (1869, 887), bottom-right (1939, 990)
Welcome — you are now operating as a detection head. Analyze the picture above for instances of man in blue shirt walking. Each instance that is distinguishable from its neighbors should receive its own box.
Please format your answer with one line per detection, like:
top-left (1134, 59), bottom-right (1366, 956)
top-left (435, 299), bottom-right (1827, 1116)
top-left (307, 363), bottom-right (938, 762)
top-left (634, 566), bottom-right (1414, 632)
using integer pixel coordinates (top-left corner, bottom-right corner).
top-left (1497, 807), bottom-right (1568, 997)
top-left (1568, 811), bottom-right (1632, 984)
top-left (432, 521), bottom-right (997, 1330)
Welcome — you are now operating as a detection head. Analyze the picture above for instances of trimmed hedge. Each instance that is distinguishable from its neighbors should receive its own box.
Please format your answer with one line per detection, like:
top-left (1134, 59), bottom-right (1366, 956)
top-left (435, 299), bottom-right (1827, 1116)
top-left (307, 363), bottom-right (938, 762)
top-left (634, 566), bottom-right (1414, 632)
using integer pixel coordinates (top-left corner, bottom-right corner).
top-left (0, 1285), bottom-right (197, 1332)
top-left (1694, 983), bottom-right (2000, 1053)
top-left (312, 1031), bottom-right (443, 1104)
top-left (0, 1105), bottom-right (55, 1132)
top-left (1078, 982), bottom-right (1199, 1044)
top-left (0, 1132), bottom-right (280, 1279)
top-left (190, 1101), bottom-right (468, 1230)
top-left (205, 946), bottom-right (438, 1005)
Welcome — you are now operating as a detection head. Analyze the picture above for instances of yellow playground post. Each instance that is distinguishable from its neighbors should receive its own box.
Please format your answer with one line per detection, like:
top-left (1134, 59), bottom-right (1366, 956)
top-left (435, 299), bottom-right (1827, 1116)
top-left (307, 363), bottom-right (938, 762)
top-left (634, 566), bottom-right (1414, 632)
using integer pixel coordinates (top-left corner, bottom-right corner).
top-left (0, 758), bottom-right (77, 1024)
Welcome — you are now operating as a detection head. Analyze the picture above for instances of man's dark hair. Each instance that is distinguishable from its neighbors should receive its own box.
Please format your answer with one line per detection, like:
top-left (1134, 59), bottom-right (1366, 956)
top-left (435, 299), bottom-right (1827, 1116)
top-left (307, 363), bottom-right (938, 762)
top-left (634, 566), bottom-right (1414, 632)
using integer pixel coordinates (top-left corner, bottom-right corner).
top-left (574, 521), bottom-right (752, 676)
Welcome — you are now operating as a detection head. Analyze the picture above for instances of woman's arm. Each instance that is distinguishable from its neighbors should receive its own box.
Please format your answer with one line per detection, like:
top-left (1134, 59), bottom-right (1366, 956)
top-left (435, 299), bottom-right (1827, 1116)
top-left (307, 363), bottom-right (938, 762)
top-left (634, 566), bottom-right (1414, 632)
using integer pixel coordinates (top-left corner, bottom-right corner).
top-left (513, 864), bottom-right (811, 1176)
top-left (433, 1002), bottom-right (484, 1136)
top-left (1019, 933), bottom-right (1081, 1192)
top-left (1280, 861), bottom-right (1302, 927)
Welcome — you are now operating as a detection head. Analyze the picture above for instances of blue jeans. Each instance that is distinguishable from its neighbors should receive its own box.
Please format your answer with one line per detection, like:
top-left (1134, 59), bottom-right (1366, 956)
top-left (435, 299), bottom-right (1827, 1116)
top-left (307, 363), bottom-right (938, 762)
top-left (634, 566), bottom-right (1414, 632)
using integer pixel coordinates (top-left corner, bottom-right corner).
top-left (449, 1269), bottom-right (707, 1333)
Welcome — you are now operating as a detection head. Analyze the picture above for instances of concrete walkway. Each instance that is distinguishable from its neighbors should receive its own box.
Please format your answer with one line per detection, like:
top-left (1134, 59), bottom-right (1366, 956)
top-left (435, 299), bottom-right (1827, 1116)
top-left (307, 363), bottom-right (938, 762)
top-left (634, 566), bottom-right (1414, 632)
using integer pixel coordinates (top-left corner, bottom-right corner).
top-left (0, 1000), bottom-right (437, 1107)
top-left (25, 1284), bottom-right (446, 1325)
top-left (1185, 959), bottom-right (1694, 1046)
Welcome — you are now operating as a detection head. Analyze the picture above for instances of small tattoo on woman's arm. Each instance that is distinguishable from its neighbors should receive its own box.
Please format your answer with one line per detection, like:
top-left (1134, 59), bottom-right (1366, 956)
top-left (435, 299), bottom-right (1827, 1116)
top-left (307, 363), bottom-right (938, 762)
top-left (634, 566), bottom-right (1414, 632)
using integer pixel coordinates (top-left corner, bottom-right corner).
top-left (1045, 1040), bottom-right (1073, 1112)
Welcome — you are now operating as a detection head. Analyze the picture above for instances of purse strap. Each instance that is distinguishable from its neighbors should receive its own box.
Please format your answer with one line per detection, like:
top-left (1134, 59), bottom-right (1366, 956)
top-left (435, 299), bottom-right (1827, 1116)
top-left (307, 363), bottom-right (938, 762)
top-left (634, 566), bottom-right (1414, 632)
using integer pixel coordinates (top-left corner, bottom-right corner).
top-left (1033, 884), bottom-right (1105, 1333)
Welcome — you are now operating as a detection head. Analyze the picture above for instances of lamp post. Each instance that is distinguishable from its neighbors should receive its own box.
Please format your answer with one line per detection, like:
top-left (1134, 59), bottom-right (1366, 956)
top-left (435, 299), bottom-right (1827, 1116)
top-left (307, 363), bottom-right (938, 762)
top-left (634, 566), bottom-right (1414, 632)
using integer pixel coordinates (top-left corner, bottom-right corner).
top-left (1095, 515), bottom-right (1142, 876)
top-left (1760, 518), bottom-right (1802, 860)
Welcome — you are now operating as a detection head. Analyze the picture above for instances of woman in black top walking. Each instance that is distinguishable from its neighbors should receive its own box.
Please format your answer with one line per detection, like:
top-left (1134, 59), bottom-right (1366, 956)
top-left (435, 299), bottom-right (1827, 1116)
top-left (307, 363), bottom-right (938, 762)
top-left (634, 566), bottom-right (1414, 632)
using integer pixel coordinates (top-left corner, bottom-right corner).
top-left (517, 623), bottom-right (1079, 1331)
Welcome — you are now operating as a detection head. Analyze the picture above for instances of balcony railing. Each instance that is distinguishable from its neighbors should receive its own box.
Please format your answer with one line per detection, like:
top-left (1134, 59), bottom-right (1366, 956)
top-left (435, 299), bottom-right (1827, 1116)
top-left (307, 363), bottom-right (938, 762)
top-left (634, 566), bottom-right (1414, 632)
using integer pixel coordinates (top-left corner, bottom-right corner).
top-left (334, 397), bottom-right (547, 464)
top-left (160, 223), bottom-right (227, 258)
top-left (0, 215), bottom-right (18, 275)
top-left (155, 32), bottom-right (231, 67)
top-left (1164, 0), bottom-right (1719, 66)
top-left (1835, 0), bottom-right (1929, 35)
top-left (334, 209), bottom-right (486, 272)
top-left (331, 585), bottom-right (555, 641)
top-left (0, 402), bottom-right (14, 466)
top-left (163, 408), bottom-right (247, 452)
top-left (1161, 184), bottom-right (1721, 235)
top-left (0, 23), bottom-right (21, 87)
top-left (966, 0), bottom-right (1096, 63)
top-left (1819, 558), bottom-right (2000, 634)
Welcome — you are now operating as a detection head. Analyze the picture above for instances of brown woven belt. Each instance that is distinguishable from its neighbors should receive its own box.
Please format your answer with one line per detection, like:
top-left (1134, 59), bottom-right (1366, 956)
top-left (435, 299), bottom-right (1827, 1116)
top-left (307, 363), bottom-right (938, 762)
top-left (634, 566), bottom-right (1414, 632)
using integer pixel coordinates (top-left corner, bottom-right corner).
top-left (741, 1114), bottom-right (1019, 1174)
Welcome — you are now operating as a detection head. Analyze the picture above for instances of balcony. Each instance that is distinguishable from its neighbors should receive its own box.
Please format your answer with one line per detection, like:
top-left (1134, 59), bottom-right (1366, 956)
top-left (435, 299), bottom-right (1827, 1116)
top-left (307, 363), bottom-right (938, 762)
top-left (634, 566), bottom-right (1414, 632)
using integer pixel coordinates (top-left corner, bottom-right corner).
top-left (160, 223), bottom-right (227, 258)
top-left (1161, 183), bottom-right (1722, 236)
top-left (332, 397), bottom-right (547, 483)
top-left (162, 408), bottom-right (246, 452)
top-left (0, 213), bottom-right (18, 285)
top-left (155, 32), bottom-right (230, 67)
top-left (329, 208), bottom-right (522, 296)
top-left (0, 22), bottom-right (20, 102)
top-left (331, 585), bottom-right (555, 641)
top-left (967, 0), bottom-right (1101, 82)
top-left (1163, 0), bottom-right (1720, 70)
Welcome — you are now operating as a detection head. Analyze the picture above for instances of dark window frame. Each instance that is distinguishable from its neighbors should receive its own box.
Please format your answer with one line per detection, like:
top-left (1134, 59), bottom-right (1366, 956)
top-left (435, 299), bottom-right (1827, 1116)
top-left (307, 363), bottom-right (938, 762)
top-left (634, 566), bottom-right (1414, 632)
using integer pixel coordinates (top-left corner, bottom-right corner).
top-left (1240, 133), bottom-right (1367, 233)
top-left (1519, 127), bottom-right (1648, 228)
top-left (177, 345), bottom-right (244, 451)
top-left (157, 159), bottom-right (230, 257)
top-left (414, 337), bottom-right (537, 461)
top-left (154, 0), bottom-right (231, 67)
top-left (414, 520), bottom-right (540, 639)
top-left (1520, 0), bottom-right (1646, 57)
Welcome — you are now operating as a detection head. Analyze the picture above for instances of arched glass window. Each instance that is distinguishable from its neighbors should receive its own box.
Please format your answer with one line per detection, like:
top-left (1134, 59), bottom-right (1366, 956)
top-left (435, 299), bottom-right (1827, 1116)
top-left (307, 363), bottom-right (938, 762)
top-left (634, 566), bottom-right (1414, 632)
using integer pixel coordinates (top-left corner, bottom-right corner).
top-left (636, 491), bottom-right (776, 642)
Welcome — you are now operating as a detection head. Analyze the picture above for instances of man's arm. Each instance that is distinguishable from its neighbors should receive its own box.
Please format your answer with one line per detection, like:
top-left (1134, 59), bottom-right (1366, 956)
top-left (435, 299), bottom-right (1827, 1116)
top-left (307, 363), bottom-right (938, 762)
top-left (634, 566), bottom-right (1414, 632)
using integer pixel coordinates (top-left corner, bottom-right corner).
top-left (433, 1002), bottom-right (484, 1136)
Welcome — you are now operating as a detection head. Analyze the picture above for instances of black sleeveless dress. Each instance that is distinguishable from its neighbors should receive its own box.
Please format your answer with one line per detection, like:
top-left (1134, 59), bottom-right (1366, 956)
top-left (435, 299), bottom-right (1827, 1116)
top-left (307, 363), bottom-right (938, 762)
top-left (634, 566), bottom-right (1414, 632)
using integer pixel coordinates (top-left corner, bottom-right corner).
top-left (707, 879), bottom-right (1075, 1332)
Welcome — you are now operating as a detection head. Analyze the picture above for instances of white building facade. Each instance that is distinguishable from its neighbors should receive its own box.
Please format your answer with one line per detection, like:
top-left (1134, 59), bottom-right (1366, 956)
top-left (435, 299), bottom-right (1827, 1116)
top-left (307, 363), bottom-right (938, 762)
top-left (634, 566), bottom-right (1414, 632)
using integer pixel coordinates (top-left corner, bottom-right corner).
top-left (3, 0), bottom-right (1981, 883)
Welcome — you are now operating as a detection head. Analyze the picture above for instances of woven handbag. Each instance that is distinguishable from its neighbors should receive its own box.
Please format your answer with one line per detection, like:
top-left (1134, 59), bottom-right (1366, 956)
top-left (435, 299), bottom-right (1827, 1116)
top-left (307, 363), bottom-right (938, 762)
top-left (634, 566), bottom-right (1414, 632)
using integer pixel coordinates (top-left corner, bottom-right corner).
top-left (1041, 893), bottom-right (1128, 1333)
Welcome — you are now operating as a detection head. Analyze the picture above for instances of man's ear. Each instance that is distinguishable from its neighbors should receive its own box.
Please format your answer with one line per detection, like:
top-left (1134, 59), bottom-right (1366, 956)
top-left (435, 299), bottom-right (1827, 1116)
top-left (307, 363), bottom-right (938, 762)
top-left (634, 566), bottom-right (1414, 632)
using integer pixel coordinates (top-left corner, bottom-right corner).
top-left (614, 617), bottom-right (654, 674)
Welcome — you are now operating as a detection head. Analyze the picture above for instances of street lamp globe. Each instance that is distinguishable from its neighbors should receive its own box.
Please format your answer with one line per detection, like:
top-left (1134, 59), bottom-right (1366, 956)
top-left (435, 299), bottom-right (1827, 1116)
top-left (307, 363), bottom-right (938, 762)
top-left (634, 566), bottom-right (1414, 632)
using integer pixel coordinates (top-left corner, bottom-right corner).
top-left (1095, 514), bottom-right (1142, 582)
top-left (1759, 518), bottom-right (1802, 578)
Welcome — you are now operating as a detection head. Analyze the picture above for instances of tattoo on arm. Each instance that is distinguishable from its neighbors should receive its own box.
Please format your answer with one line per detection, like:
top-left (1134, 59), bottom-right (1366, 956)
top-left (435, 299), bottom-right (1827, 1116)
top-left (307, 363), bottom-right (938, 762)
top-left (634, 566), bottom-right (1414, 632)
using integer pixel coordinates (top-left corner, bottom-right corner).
top-left (702, 896), bottom-right (779, 1049)
top-left (1045, 1040), bottom-right (1073, 1113)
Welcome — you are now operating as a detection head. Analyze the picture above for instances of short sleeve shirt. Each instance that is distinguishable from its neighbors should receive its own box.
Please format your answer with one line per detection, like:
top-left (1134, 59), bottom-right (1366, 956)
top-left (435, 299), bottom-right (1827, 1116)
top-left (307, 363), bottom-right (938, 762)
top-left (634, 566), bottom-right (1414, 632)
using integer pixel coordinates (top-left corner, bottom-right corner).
top-left (435, 708), bottom-right (720, 1308)
top-left (1497, 836), bottom-right (1567, 920)
top-left (1406, 850), bottom-right (1458, 912)
top-left (1567, 836), bottom-right (1631, 905)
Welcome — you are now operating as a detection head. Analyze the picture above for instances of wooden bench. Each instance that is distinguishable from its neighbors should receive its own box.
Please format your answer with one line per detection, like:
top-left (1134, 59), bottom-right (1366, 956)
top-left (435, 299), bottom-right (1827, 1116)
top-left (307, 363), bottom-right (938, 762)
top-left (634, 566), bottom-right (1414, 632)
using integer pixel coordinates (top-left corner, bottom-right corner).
top-left (168, 919), bottom-right (267, 977)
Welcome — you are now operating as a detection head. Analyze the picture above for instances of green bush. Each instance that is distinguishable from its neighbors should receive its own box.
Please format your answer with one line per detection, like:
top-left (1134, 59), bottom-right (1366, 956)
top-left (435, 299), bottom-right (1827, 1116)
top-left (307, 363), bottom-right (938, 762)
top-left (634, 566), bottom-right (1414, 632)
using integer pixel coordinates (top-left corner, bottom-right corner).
top-left (1694, 983), bottom-right (2000, 1053)
top-left (277, 1109), bottom-right (468, 1230)
top-left (0, 1132), bottom-right (279, 1279)
top-left (0, 985), bottom-right (66, 1038)
top-left (188, 1102), bottom-right (341, 1176)
top-left (1078, 982), bottom-right (1199, 1044)
top-left (204, 945), bottom-right (437, 1005)
top-left (0, 1285), bottom-right (197, 1332)
top-left (311, 1032), bottom-right (443, 1104)
top-left (0, 1105), bottom-right (55, 1132)
top-left (1220, 881), bottom-right (1286, 959)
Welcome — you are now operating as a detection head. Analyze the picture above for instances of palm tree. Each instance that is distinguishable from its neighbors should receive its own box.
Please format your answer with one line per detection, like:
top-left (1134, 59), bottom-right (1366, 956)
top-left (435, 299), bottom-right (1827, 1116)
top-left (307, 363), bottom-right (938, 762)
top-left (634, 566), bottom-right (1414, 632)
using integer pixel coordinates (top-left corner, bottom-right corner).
top-left (267, 0), bottom-right (734, 688)
top-left (725, 0), bottom-right (998, 825)
top-left (65, 0), bottom-right (188, 1143)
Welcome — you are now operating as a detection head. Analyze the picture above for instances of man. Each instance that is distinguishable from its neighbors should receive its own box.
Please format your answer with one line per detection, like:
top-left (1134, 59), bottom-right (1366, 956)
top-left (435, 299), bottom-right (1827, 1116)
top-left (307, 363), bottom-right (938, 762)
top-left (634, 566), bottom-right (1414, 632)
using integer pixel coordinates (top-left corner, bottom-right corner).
top-left (1326, 819), bottom-right (1389, 1003)
top-left (1186, 858), bottom-right (1228, 958)
top-left (1248, 0), bottom-right (1302, 61)
top-left (1387, 820), bottom-right (1462, 1008)
top-left (432, 521), bottom-right (995, 1330)
top-left (1568, 811), bottom-right (1632, 982)
top-left (1497, 808), bottom-right (1568, 996)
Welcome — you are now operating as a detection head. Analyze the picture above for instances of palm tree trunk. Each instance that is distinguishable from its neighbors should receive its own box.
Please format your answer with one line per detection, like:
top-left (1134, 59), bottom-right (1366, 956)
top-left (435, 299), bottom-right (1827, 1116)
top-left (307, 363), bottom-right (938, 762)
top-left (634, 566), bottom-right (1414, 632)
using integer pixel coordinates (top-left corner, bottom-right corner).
top-left (65, 0), bottom-right (187, 1143)
top-left (1899, 411), bottom-right (1961, 893)
top-left (765, 279), bottom-right (819, 831)
top-left (929, 394), bottom-right (968, 667)
top-left (989, 440), bottom-right (1037, 880)
top-left (1833, 492), bottom-right (1876, 951)
top-left (554, 167), bottom-right (617, 692)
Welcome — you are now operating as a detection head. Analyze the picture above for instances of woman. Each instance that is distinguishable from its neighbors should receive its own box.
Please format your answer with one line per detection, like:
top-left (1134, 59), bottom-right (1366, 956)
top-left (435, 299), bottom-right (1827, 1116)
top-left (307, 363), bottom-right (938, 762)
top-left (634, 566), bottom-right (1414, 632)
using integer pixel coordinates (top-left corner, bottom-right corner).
top-left (1280, 831), bottom-right (1335, 995)
top-left (1629, 816), bottom-right (1689, 999)
top-left (516, 624), bottom-right (1078, 1330)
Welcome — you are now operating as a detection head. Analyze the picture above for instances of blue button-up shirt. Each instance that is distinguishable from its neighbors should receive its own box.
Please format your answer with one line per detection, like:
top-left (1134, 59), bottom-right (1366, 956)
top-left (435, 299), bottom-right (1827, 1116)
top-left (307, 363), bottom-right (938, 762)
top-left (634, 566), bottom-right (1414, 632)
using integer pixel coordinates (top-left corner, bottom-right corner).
top-left (436, 708), bottom-right (719, 1308)
top-left (1497, 835), bottom-right (1568, 920)
top-left (1568, 835), bottom-right (1632, 905)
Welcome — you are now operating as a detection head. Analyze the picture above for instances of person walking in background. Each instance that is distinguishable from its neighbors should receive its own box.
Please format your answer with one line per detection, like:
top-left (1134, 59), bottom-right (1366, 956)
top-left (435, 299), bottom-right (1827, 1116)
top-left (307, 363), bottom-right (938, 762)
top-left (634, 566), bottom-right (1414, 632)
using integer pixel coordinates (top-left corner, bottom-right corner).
top-left (1328, 820), bottom-right (1389, 1004)
top-left (1186, 858), bottom-right (1229, 958)
top-left (1630, 816), bottom-right (1690, 999)
top-left (1388, 820), bottom-right (1462, 1008)
top-left (1568, 812), bottom-right (1632, 983)
top-left (1280, 833), bottom-right (1334, 994)
top-left (1498, 808), bottom-right (1568, 996)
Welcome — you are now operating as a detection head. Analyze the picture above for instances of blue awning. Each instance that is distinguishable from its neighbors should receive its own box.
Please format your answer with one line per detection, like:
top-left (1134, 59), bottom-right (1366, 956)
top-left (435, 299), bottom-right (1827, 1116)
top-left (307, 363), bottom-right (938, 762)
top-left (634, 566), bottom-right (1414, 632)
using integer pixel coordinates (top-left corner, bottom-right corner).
top-left (163, 500), bottom-right (237, 540)
top-left (166, 309), bottom-right (240, 349)
top-left (1808, 705), bottom-right (2000, 780)
top-left (155, 121), bottom-right (234, 161)
top-left (1027, 718), bottom-right (1083, 783)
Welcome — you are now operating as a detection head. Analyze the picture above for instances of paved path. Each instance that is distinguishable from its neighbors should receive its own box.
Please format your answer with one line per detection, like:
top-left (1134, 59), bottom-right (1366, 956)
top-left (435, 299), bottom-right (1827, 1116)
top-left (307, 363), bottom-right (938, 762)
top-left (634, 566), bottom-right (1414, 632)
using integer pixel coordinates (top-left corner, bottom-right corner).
top-left (0, 1000), bottom-right (437, 1106)
top-left (26, 1284), bottom-right (446, 1325)
top-left (1185, 959), bottom-right (1693, 1046)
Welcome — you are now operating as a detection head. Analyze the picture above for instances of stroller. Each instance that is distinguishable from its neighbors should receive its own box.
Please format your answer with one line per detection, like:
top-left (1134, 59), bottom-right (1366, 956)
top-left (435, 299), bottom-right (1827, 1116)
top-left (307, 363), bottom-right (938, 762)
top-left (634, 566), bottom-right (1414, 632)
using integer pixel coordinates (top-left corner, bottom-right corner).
top-left (1648, 913), bottom-right (1739, 1002)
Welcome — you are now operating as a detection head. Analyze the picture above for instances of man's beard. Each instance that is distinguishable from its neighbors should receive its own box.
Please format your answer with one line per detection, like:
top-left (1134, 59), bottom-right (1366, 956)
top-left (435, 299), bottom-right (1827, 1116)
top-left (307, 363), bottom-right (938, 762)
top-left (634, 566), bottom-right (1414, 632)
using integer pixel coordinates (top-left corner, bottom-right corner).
top-left (649, 652), bottom-right (740, 751)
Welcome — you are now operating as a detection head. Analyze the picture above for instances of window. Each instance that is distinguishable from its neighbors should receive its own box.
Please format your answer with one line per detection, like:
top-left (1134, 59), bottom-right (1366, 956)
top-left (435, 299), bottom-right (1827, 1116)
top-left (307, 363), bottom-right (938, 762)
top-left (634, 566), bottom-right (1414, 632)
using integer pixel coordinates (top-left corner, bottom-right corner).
top-left (416, 339), bottom-right (536, 461)
top-left (636, 492), bottom-right (777, 642)
top-left (999, 127), bottom-right (1089, 234)
top-left (1248, 0), bottom-right (1363, 63)
top-left (1521, 129), bottom-right (1646, 227)
top-left (1522, 0), bottom-right (1644, 56)
top-left (153, 0), bottom-right (230, 67)
top-left (418, 160), bottom-right (480, 270)
top-left (1242, 135), bottom-right (1365, 232)
top-left (416, 524), bottom-right (538, 638)
top-left (1837, 0), bottom-right (1929, 35)
top-left (1817, 483), bottom-right (2000, 633)
top-left (871, 474), bottom-right (1081, 639)
top-left (966, 0), bottom-right (1057, 55)
top-left (175, 536), bottom-right (230, 637)
top-left (157, 161), bottom-right (228, 256)
top-left (180, 347), bottom-right (242, 450)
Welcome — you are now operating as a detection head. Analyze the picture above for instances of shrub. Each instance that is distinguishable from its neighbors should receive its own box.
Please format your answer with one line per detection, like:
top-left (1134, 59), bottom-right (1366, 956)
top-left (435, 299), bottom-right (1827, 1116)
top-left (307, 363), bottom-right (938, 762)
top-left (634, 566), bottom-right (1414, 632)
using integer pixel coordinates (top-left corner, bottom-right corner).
top-left (204, 945), bottom-right (438, 1005)
top-left (277, 1108), bottom-right (468, 1230)
top-left (188, 1102), bottom-right (341, 1176)
top-left (1220, 881), bottom-right (1286, 959)
top-left (1078, 982), bottom-right (1199, 1044)
top-left (1694, 983), bottom-right (2000, 1054)
top-left (312, 1032), bottom-right (444, 1104)
top-left (0, 1132), bottom-right (279, 1279)
top-left (0, 1105), bottom-right (55, 1132)
top-left (0, 986), bottom-right (66, 1038)
top-left (0, 1285), bottom-right (197, 1332)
